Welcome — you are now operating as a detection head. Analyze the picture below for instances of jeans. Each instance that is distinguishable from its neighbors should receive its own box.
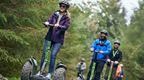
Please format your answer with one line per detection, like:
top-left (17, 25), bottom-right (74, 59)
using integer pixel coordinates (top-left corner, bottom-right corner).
top-left (40, 40), bottom-right (61, 74)
top-left (48, 42), bottom-right (61, 73)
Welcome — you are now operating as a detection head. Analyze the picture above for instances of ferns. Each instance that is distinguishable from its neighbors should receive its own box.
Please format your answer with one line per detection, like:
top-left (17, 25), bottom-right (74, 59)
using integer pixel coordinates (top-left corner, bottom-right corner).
top-left (0, 29), bottom-right (28, 76)
top-left (0, 29), bottom-right (29, 47)
top-left (0, 0), bottom-right (143, 79)
top-left (0, 0), bottom-right (57, 29)
top-left (0, 12), bottom-right (7, 27)
top-left (0, 48), bottom-right (20, 63)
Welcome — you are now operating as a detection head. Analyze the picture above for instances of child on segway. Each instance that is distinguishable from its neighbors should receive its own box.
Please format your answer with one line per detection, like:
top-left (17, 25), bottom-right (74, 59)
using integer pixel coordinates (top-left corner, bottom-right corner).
top-left (76, 58), bottom-right (86, 80)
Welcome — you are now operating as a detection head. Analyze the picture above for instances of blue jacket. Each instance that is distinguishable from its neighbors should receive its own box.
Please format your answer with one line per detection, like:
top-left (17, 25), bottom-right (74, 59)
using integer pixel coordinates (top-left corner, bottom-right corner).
top-left (91, 39), bottom-right (112, 61)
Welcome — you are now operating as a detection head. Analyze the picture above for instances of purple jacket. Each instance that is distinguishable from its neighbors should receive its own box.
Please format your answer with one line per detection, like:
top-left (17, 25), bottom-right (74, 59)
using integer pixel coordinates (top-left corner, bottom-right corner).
top-left (45, 10), bottom-right (70, 44)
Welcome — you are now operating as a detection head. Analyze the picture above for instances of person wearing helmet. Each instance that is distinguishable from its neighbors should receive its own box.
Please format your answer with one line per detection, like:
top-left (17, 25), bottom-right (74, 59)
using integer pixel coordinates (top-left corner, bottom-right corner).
top-left (40, 1), bottom-right (71, 79)
top-left (105, 40), bottom-right (123, 80)
top-left (109, 40), bottom-right (122, 64)
top-left (87, 29), bottom-right (112, 80)
top-left (77, 58), bottom-right (86, 79)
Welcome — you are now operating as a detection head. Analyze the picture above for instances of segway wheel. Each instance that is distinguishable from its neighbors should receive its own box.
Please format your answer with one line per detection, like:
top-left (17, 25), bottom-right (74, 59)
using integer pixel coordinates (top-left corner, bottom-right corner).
top-left (21, 61), bottom-right (33, 80)
top-left (53, 67), bottom-right (66, 80)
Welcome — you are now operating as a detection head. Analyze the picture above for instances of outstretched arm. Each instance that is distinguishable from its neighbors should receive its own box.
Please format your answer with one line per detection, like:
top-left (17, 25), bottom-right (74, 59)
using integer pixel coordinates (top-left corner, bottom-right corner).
top-left (43, 12), bottom-right (56, 27)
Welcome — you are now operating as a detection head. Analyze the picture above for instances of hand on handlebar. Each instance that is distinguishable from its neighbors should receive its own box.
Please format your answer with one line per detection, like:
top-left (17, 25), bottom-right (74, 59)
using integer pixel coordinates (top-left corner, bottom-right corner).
top-left (107, 59), bottom-right (111, 62)
top-left (90, 48), bottom-right (94, 52)
top-left (54, 23), bottom-right (60, 27)
top-left (89, 48), bottom-right (104, 54)
top-left (43, 22), bottom-right (55, 27)
top-left (120, 75), bottom-right (124, 78)
top-left (106, 59), bottom-right (119, 64)
top-left (44, 21), bottom-right (49, 25)
top-left (114, 61), bottom-right (119, 64)
top-left (99, 51), bottom-right (104, 54)
top-left (92, 50), bottom-right (103, 53)
top-left (43, 22), bottom-right (49, 27)
top-left (93, 50), bottom-right (103, 53)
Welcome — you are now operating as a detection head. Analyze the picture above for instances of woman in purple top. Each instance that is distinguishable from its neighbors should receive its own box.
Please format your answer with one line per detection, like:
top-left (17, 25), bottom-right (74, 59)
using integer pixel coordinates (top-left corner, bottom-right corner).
top-left (40, 1), bottom-right (70, 79)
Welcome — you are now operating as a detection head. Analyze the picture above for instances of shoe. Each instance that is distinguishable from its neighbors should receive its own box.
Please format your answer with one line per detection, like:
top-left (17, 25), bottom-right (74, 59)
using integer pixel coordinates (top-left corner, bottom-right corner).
top-left (45, 73), bottom-right (51, 79)
top-left (36, 71), bottom-right (41, 76)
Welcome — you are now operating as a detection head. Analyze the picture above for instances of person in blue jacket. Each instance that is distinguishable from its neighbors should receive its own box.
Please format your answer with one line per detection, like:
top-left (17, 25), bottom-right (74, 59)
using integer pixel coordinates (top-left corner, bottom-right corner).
top-left (87, 29), bottom-right (112, 80)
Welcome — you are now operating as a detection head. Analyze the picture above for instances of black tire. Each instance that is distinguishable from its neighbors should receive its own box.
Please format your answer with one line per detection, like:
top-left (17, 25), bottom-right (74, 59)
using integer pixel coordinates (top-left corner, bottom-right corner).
top-left (53, 67), bottom-right (66, 80)
top-left (21, 61), bottom-right (33, 80)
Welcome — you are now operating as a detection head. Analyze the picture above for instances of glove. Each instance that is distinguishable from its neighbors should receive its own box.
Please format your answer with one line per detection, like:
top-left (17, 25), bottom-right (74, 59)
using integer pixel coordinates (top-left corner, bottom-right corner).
top-left (121, 75), bottom-right (124, 78)
top-left (54, 23), bottom-right (59, 27)
top-left (114, 61), bottom-right (119, 64)
top-left (90, 48), bottom-right (94, 52)
top-left (107, 59), bottom-right (111, 62)
top-left (44, 22), bottom-right (49, 26)
top-left (99, 50), bottom-right (104, 54)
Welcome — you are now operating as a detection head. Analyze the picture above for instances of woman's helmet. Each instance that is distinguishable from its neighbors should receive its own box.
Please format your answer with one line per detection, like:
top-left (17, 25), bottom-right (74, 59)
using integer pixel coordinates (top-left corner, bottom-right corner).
top-left (59, 1), bottom-right (70, 9)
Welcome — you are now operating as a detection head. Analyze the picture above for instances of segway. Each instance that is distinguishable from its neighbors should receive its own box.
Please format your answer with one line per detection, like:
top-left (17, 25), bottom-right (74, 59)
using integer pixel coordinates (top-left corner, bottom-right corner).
top-left (21, 57), bottom-right (67, 80)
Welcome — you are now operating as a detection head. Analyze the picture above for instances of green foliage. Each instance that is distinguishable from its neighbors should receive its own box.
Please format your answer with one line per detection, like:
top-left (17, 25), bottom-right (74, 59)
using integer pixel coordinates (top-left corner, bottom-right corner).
top-left (8, 77), bottom-right (20, 80)
top-left (84, 0), bottom-right (144, 80)
top-left (0, 12), bottom-right (7, 26)
top-left (122, 3), bottom-right (144, 80)
top-left (0, 0), bottom-right (144, 80)
top-left (0, 0), bottom-right (57, 28)
top-left (0, 0), bottom-right (66, 78)
top-left (0, 29), bottom-right (29, 46)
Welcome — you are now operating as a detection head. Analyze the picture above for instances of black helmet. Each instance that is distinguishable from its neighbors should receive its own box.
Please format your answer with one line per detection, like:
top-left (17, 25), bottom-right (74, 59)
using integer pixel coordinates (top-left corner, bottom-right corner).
top-left (59, 1), bottom-right (70, 9)
top-left (100, 29), bottom-right (108, 36)
top-left (114, 40), bottom-right (120, 45)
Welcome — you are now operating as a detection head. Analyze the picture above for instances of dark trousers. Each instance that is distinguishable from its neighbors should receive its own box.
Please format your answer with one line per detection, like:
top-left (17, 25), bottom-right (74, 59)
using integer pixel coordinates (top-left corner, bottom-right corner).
top-left (87, 60), bottom-right (105, 80)
top-left (115, 77), bottom-right (122, 80)
top-left (77, 70), bottom-right (84, 77)
top-left (104, 62), bottom-right (118, 80)
top-left (93, 60), bottom-right (105, 80)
